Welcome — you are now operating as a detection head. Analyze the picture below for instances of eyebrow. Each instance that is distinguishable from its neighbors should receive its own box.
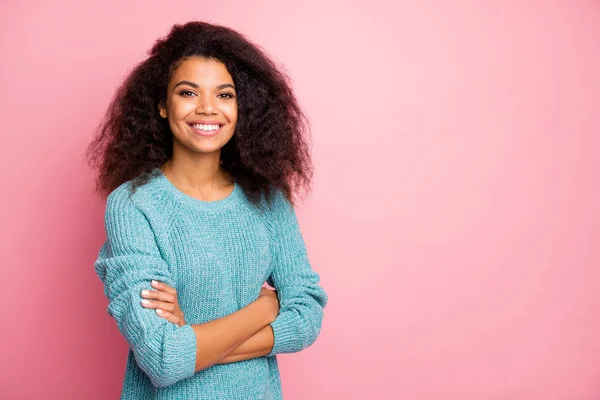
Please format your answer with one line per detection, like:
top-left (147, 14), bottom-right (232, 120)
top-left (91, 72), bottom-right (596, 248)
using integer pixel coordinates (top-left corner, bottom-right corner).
top-left (173, 81), bottom-right (235, 91)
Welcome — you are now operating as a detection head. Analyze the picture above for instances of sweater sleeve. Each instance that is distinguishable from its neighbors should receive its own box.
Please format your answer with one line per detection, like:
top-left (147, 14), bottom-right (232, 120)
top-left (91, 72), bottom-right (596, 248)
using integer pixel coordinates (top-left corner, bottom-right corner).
top-left (93, 186), bottom-right (197, 388)
top-left (264, 190), bottom-right (328, 357)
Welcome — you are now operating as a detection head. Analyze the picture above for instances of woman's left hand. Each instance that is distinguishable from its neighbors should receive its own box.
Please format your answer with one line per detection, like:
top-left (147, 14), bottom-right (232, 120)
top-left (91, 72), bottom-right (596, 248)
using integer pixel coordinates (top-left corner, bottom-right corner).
top-left (140, 280), bottom-right (187, 326)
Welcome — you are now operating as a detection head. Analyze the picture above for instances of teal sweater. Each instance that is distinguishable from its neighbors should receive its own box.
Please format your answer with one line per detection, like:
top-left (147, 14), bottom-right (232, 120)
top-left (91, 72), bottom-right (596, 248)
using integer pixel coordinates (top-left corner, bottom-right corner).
top-left (94, 169), bottom-right (328, 399)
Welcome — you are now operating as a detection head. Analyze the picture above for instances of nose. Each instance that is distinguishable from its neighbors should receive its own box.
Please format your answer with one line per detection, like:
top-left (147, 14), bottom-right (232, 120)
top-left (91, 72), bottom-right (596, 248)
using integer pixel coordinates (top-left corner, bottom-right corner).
top-left (195, 94), bottom-right (216, 115)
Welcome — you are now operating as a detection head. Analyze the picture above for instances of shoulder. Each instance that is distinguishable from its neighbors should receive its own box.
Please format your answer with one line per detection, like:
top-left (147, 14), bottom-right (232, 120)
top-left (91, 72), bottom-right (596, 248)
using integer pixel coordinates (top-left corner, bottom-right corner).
top-left (103, 182), bottom-right (146, 235)
top-left (105, 174), bottom-right (176, 227)
top-left (105, 181), bottom-right (136, 214)
top-left (259, 186), bottom-right (299, 228)
top-left (257, 186), bottom-right (292, 213)
top-left (267, 186), bottom-right (293, 208)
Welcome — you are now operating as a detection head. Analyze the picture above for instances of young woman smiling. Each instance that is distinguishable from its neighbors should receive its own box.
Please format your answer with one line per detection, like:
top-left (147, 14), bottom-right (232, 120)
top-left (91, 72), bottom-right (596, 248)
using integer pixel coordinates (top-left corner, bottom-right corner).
top-left (87, 21), bottom-right (328, 399)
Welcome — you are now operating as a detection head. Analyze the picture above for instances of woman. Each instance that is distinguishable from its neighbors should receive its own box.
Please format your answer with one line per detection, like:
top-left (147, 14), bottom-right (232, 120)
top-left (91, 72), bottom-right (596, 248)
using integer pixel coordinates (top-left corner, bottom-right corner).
top-left (87, 21), bottom-right (328, 399)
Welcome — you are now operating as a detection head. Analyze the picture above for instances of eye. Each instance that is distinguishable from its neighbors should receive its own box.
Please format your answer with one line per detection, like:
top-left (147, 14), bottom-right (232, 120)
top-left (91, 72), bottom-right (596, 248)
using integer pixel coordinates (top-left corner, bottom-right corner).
top-left (218, 92), bottom-right (235, 99)
top-left (179, 90), bottom-right (196, 97)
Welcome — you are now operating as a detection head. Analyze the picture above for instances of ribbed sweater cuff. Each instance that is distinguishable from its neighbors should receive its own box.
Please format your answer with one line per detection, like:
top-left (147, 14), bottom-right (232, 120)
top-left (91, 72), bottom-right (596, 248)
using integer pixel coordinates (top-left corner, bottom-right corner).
top-left (164, 324), bottom-right (197, 381)
top-left (139, 323), bottom-right (197, 386)
top-left (266, 313), bottom-right (298, 357)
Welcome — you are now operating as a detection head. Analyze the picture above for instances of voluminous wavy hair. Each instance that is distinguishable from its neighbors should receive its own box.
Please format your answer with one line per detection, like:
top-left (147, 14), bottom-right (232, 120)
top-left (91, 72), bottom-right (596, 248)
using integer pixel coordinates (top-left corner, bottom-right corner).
top-left (86, 21), bottom-right (312, 208)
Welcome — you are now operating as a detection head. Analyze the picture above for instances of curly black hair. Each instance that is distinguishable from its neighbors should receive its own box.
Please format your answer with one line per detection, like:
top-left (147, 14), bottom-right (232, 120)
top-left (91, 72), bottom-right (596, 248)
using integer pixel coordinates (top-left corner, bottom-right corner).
top-left (86, 21), bottom-right (312, 208)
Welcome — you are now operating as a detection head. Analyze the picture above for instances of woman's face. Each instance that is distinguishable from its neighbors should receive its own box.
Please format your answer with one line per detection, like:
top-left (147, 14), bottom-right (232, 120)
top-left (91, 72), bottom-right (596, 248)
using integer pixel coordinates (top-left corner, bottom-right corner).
top-left (159, 57), bottom-right (238, 159)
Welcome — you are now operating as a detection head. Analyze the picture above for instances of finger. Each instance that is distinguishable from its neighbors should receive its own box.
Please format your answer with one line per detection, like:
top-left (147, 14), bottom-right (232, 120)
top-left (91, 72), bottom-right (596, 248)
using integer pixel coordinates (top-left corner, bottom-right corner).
top-left (155, 309), bottom-right (180, 325)
top-left (141, 289), bottom-right (176, 304)
top-left (141, 299), bottom-right (176, 313)
top-left (151, 280), bottom-right (177, 295)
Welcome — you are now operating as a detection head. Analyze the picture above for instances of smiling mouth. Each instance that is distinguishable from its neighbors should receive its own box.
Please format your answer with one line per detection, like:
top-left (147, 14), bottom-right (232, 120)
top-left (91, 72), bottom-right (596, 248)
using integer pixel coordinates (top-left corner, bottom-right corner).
top-left (187, 122), bottom-right (224, 137)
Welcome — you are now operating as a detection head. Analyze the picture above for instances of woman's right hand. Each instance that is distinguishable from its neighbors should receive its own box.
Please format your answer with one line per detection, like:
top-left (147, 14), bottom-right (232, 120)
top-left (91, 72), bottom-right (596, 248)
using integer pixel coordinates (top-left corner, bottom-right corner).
top-left (259, 287), bottom-right (280, 321)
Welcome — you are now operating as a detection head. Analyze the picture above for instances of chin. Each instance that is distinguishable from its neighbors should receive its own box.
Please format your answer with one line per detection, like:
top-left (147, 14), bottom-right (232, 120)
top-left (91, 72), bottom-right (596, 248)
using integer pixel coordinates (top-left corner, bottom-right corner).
top-left (190, 145), bottom-right (226, 154)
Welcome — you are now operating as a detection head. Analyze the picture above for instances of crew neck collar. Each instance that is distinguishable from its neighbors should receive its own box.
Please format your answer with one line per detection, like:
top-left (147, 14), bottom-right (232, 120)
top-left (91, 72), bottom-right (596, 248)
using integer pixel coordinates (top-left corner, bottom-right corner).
top-left (152, 167), bottom-right (243, 211)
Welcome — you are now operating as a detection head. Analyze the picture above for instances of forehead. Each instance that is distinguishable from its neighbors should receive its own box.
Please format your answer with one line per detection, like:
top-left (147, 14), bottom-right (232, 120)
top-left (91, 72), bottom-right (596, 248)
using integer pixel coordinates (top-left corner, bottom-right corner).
top-left (169, 57), bottom-right (233, 86)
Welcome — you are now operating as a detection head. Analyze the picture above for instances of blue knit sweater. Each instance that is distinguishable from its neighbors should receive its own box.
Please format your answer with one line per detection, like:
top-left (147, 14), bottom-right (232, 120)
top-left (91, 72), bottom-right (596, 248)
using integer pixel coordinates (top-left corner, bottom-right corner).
top-left (94, 168), bottom-right (328, 399)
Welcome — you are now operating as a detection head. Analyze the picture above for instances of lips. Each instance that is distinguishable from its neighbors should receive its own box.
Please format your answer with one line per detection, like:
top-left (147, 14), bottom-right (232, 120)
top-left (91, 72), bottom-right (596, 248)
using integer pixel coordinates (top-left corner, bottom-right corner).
top-left (187, 121), bottom-right (224, 137)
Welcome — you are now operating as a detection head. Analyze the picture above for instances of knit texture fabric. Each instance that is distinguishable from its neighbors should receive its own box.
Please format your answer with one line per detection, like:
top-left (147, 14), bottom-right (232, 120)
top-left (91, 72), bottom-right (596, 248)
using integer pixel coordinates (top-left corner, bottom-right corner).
top-left (94, 168), bottom-right (328, 399)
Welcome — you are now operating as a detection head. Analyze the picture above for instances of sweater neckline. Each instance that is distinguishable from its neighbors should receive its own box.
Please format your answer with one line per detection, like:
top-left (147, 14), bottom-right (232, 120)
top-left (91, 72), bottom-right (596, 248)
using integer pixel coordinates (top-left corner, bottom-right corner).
top-left (153, 167), bottom-right (243, 211)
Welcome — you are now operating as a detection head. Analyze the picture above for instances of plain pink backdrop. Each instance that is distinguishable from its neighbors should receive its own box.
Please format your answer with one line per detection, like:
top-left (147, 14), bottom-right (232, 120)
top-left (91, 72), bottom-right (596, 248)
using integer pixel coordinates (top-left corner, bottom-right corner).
top-left (1, 1), bottom-right (599, 399)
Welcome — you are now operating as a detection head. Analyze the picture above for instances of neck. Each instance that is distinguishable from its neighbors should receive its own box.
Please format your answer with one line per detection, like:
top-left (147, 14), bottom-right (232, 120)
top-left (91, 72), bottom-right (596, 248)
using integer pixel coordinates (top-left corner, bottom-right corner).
top-left (161, 151), bottom-right (232, 193)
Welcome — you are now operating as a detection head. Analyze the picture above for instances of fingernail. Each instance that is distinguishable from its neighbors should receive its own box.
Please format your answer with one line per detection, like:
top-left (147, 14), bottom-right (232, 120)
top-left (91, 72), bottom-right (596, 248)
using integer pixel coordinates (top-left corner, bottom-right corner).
top-left (156, 309), bottom-right (163, 314)
top-left (152, 280), bottom-right (159, 286)
top-left (141, 290), bottom-right (149, 296)
top-left (141, 300), bottom-right (150, 305)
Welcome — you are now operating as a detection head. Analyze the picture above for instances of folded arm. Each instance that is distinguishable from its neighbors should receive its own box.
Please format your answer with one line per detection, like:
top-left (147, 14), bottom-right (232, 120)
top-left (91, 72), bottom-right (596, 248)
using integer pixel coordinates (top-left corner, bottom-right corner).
top-left (262, 190), bottom-right (328, 357)
top-left (216, 325), bottom-right (275, 364)
top-left (95, 187), bottom-right (197, 388)
top-left (95, 187), bottom-right (276, 387)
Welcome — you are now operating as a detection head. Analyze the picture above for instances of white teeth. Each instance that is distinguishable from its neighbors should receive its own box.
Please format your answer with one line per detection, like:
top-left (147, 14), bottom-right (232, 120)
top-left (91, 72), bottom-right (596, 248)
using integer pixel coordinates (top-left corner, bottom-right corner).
top-left (192, 123), bottom-right (220, 131)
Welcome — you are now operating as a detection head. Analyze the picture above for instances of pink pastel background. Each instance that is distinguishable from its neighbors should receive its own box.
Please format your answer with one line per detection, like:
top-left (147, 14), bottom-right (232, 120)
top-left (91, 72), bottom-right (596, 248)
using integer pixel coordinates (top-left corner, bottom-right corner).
top-left (1, 1), bottom-right (599, 399)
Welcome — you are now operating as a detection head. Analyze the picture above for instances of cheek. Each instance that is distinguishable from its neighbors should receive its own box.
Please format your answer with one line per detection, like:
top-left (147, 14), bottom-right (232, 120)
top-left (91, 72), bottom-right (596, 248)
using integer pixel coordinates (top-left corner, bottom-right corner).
top-left (168, 118), bottom-right (180, 136)
top-left (226, 103), bottom-right (238, 124)
top-left (170, 99), bottom-right (195, 118)
top-left (167, 105), bottom-right (188, 132)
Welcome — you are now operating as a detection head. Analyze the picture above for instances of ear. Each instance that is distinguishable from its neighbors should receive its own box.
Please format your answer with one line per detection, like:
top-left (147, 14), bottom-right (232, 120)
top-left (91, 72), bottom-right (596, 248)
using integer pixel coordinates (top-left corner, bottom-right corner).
top-left (158, 102), bottom-right (167, 119)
